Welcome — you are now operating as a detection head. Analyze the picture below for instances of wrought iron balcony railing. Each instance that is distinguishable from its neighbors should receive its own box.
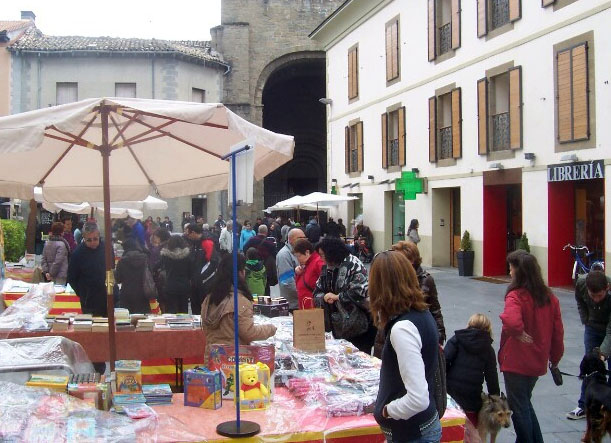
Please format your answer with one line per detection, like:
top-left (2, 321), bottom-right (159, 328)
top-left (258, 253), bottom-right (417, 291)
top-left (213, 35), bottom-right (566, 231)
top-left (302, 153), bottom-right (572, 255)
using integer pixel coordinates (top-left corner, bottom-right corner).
top-left (491, 0), bottom-right (510, 30)
top-left (439, 126), bottom-right (453, 160)
top-left (389, 138), bottom-right (399, 166)
top-left (439, 22), bottom-right (452, 55)
top-left (492, 112), bottom-right (510, 151)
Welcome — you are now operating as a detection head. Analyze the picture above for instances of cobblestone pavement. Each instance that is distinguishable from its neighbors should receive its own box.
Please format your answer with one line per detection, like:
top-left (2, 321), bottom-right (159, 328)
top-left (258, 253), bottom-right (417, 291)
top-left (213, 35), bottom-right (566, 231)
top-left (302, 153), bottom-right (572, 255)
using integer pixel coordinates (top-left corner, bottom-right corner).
top-left (431, 266), bottom-right (586, 443)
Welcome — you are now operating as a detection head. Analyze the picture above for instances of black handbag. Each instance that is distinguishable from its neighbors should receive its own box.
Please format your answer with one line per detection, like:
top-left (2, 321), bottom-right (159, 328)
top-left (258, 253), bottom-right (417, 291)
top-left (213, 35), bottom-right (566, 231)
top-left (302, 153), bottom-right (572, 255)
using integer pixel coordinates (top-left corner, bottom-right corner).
top-left (330, 296), bottom-right (369, 340)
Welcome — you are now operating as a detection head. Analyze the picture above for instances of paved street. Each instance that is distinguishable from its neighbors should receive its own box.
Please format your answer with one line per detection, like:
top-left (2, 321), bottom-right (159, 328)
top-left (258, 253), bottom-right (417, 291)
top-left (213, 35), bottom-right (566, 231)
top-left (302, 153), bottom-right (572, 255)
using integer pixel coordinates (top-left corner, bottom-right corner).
top-left (430, 266), bottom-right (586, 442)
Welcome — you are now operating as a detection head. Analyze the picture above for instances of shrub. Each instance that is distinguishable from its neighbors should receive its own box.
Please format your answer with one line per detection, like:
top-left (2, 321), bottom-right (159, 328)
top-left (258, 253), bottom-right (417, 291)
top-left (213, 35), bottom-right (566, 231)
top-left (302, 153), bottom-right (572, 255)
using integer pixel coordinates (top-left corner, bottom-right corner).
top-left (0, 219), bottom-right (26, 262)
top-left (460, 230), bottom-right (473, 251)
top-left (518, 233), bottom-right (531, 253)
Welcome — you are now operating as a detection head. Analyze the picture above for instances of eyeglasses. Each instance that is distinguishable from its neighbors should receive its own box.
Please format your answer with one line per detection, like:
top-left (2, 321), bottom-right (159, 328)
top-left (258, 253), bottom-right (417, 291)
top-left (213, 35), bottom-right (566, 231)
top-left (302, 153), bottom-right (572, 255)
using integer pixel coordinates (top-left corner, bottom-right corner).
top-left (84, 237), bottom-right (100, 243)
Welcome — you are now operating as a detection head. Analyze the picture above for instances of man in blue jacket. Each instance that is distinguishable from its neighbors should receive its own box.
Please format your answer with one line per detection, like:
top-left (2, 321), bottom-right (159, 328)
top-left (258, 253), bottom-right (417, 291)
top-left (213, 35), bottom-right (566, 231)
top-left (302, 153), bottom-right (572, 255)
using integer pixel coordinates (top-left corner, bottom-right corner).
top-left (276, 228), bottom-right (305, 311)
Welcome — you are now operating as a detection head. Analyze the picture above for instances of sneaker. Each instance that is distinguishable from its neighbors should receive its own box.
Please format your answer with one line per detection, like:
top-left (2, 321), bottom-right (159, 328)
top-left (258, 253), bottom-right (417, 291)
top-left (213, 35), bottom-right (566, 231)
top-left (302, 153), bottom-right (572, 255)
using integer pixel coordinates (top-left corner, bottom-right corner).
top-left (566, 407), bottom-right (585, 420)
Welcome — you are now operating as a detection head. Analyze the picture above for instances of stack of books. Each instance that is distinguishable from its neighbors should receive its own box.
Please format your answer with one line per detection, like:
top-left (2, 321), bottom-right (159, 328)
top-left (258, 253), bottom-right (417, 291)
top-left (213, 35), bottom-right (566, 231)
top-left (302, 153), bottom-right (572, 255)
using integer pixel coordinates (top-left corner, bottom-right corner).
top-left (73, 314), bottom-right (93, 331)
top-left (136, 319), bottom-right (154, 331)
top-left (114, 308), bottom-right (133, 330)
top-left (112, 393), bottom-right (147, 413)
top-left (26, 374), bottom-right (69, 392)
top-left (166, 314), bottom-right (194, 330)
top-left (130, 313), bottom-right (147, 326)
top-left (51, 317), bottom-right (70, 332)
top-left (142, 384), bottom-right (173, 405)
top-left (92, 317), bottom-right (109, 332)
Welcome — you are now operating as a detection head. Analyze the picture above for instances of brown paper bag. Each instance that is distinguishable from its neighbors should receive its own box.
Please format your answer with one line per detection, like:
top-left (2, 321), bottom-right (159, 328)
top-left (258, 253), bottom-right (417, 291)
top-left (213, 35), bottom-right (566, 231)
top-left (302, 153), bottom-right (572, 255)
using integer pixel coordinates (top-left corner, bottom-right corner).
top-left (293, 309), bottom-right (326, 352)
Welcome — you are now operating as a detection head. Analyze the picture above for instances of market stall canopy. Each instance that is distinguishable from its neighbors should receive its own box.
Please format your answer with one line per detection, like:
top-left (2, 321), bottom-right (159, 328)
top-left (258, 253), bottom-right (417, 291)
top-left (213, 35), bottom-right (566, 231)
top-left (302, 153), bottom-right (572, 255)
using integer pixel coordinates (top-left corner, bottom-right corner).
top-left (294, 192), bottom-right (358, 206)
top-left (264, 195), bottom-right (331, 213)
top-left (0, 98), bottom-right (295, 202)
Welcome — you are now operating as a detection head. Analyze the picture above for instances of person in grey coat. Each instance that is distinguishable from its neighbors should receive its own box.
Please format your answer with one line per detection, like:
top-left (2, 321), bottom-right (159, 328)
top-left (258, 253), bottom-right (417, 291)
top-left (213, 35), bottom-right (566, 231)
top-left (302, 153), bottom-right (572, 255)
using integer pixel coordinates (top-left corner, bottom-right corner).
top-left (276, 228), bottom-right (306, 310)
top-left (41, 222), bottom-right (70, 285)
top-left (407, 219), bottom-right (420, 244)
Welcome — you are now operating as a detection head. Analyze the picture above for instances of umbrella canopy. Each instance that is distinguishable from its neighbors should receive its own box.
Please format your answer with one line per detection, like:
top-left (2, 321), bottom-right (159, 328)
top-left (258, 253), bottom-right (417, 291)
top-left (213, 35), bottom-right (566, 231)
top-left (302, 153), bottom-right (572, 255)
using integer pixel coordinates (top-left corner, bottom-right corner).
top-left (0, 97), bottom-right (294, 202)
top-left (0, 97), bottom-right (294, 371)
top-left (264, 194), bottom-right (330, 212)
top-left (294, 192), bottom-right (358, 206)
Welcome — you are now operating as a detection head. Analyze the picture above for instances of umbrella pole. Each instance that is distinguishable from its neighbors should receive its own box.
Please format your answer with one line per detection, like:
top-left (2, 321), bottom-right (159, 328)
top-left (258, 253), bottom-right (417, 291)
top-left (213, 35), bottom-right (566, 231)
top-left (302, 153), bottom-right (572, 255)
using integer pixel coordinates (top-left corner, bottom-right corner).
top-left (100, 105), bottom-right (117, 373)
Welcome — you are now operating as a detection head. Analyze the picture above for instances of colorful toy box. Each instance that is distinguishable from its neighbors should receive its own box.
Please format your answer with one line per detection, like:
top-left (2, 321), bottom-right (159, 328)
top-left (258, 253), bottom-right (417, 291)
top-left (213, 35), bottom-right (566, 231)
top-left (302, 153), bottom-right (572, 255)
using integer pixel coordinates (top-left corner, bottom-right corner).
top-left (208, 344), bottom-right (275, 400)
top-left (235, 362), bottom-right (271, 411)
top-left (115, 360), bottom-right (142, 394)
top-left (183, 368), bottom-right (222, 409)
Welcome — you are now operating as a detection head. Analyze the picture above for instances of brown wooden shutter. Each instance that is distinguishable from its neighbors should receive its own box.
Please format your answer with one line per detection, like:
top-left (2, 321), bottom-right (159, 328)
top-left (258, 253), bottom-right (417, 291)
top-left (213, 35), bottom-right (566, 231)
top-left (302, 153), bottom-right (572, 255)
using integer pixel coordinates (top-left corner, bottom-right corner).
top-left (542, 0), bottom-right (555, 6)
top-left (398, 106), bottom-right (406, 166)
top-left (385, 24), bottom-right (392, 82)
top-left (509, 66), bottom-right (523, 150)
top-left (451, 0), bottom-right (461, 50)
top-left (353, 48), bottom-right (359, 99)
top-left (348, 51), bottom-right (353, 99)
top-left (345, 126), bottom-right (351, 173)
top-left (356, 121), bottom-right (364, 172)
top-left (557, 48), bottom-right (572, 143)
top-left (572, 43), bottom-right (589, 140)
top-left (477, 0), bottom-right (487, 38)
top-left (451, 88), bottom-right (462, 159)
top-left (428, 0), bottom-right (436, 61)
top-left (381, 113), bottom-right (388, 169)
top-left (392, 21), bottom-right (399, 80)
top-left (509, 0), bottom-right (521, 22)
top-left (428, 96), bottom-right (437, 163)
top-left (477, 78), bottom-right (489, 155)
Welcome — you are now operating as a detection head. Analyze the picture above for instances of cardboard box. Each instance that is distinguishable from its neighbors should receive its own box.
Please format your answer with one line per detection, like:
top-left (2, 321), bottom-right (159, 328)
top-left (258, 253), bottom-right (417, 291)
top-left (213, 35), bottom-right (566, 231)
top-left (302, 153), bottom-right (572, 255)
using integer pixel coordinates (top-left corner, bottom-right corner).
top-left (184, 368), bottom-right (222, 409)
top-left (115, 360), bottom-right (142, 394)
top-left (253, 301), bottom-right (289, 317)
top-left (293, 309), bottom-right (326, 352)
top-left (208, 344), bottom-right (275, 399)
top-left (235, 362), bottom-right (271, 410)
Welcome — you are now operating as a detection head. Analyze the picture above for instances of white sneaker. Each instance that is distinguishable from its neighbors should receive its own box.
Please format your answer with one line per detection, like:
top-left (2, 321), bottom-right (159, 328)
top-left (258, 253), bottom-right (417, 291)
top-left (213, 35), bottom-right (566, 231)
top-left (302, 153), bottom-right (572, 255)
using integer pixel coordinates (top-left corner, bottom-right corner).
top-left (566, 407), bottom-right (585, 420)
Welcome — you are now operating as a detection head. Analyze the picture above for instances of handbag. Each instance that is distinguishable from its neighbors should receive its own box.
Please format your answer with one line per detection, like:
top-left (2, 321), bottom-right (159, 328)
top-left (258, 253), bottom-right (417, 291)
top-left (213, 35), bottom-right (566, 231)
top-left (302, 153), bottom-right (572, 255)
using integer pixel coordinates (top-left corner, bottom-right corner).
top-left (330, 296), bottom-right (369, 339)
top-left (143, 263), bottom-right (158, 300)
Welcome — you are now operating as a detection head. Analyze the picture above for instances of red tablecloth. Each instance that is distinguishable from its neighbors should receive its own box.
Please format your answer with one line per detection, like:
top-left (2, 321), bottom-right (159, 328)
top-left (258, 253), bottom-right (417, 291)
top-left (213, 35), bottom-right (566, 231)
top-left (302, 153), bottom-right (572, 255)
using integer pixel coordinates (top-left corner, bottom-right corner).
top-left (151, 389), bottom-right (466, 442)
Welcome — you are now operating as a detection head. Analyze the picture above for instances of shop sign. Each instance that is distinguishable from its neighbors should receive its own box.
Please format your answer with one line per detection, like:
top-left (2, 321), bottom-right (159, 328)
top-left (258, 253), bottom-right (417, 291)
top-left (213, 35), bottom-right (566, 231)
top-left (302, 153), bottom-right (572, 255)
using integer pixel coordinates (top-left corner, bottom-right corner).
top-left (547, 160), bottom-right (604, 182)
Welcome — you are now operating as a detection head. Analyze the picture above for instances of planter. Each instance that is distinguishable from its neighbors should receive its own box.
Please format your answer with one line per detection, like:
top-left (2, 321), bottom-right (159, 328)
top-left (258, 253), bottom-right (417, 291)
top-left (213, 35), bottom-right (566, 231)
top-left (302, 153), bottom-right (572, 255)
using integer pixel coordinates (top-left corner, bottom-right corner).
top-left (457, 250), bottom-right (474, 277)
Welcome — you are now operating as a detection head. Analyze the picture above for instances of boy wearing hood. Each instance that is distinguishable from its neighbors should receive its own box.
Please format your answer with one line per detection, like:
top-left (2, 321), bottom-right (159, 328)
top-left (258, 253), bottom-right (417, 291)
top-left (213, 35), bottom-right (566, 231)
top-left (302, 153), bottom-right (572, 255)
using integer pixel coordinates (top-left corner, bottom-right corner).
top-left (245, 248), bottom-right (266, 297)
top-left (444, 313), bottom-right (500, 427)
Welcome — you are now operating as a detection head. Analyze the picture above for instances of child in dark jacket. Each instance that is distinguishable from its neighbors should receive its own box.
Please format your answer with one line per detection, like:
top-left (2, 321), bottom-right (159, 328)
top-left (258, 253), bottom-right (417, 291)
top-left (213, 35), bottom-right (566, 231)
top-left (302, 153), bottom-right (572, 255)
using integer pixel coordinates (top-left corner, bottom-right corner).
top-left (245, 248), bottom-right (266, 297)
top-left (444, 313), bottom-right (500, 427)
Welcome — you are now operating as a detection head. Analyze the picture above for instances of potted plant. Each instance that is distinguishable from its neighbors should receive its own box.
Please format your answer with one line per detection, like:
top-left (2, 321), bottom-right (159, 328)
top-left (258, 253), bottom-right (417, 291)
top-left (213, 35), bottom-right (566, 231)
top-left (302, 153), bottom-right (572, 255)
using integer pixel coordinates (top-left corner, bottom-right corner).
top-left (457, 230), bottom-right (474, 277)
top-left (517, 233), bottom-right (531, 253)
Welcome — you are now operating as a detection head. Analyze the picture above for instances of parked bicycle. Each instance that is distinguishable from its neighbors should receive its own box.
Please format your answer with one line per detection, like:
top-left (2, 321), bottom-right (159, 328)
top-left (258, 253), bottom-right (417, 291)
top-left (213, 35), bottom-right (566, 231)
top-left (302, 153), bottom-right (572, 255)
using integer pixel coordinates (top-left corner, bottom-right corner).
top-left (562, 243), bottom-right (605, 281)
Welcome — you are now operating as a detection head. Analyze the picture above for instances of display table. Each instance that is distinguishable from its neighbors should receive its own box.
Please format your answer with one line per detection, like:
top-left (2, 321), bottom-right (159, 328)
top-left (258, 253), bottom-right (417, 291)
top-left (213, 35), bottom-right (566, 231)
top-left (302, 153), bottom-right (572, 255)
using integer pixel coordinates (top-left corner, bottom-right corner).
top-left (3, 266), bottom-right (36, 283)
top-left (151, 389), bottom-right (466, 442)
top-left (3, 291), bottom-right (81, 315)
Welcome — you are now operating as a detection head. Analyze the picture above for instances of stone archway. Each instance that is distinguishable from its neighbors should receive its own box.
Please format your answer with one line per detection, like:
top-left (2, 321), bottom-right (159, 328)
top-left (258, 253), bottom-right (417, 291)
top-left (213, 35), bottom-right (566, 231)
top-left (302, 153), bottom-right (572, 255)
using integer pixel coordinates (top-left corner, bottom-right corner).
top-left (258, 54), bottom-right (327, 208)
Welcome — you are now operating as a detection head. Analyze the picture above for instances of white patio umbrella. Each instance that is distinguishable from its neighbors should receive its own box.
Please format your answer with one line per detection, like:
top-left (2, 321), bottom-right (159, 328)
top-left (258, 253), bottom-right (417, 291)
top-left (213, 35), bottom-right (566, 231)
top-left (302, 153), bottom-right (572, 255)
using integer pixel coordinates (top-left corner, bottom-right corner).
top-left (0, 97), bottom-right (294, 370)
top-left (294, 191), bottom-right (358, 206)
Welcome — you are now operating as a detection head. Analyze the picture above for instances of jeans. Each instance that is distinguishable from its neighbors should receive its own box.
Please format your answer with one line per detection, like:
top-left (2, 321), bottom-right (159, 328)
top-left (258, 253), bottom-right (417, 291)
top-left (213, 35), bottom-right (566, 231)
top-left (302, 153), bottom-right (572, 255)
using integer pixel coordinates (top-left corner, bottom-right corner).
top-left (385, 416), bottom-right (442, 443)
top-left (503, 372), bottom-right (543, 443)
top-left (578, 325), bottom-right (610, 408)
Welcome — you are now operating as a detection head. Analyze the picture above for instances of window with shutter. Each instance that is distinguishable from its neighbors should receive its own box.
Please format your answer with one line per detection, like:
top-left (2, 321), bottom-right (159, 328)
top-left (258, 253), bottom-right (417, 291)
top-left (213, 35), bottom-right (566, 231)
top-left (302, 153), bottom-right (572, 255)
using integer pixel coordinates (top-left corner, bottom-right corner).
top-left (356, 121), bottom-right (364, 172)
top-left (345, 122), bottom-right (362, 173)
top-left (451, 88), bottom-right (462, 159)
top-left (115, 83), bottom-right (137, 98)
top-left (477, 78), bottom-right (489, 155)
top-left (509, 66), bottom-right (522, 150)
top-left (348, 47), bottom-right (359, 100)
top-left (557, 43), bottom-right (589, 143)
top-left (385, 18), bottom-right (400, 82)
top-left (479, 0), bottom-right (520, 36)
top-left (431, 0), bottom-right (460, 59)
top-left (437, 93), bottom-right (453, 160)
top-left (490, 72), bottom-right (510, 152)
top-left (398, 106), bottom-right (406, 166)
top-left (429, 97), bottom-right (437, 162)
top-left (381, 113), bottom-right (388, 169)
top-left (56, 83), bottom-right (78, 105)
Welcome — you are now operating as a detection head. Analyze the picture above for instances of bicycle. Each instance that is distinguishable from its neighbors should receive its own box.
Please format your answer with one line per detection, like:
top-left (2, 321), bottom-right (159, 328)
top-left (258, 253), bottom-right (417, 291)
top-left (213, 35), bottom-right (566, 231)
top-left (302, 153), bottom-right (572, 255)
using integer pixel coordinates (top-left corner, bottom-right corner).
top-left (562, 244), bottom-right (605, 281)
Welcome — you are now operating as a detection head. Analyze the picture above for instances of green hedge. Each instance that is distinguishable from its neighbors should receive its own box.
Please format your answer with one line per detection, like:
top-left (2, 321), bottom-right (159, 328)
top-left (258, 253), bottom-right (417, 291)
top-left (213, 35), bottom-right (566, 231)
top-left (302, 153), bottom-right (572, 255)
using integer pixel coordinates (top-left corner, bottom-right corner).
top-left (1, 219), bottom-right (26, 262)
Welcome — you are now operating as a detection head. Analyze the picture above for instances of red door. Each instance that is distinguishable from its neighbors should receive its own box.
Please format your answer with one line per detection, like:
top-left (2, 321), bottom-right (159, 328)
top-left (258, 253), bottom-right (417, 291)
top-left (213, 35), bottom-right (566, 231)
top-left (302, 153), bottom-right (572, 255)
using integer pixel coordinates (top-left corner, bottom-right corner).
top-left (548, 181), bottom-right (575, 286)
top-left (483, 185), bottom-right (508, 276)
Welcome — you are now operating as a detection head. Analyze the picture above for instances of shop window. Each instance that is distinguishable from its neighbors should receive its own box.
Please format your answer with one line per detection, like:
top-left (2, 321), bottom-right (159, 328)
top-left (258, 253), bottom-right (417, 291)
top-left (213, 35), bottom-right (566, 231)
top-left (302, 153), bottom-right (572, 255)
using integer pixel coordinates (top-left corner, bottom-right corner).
top-left (348, 46), bottom-right (359, 101)
top-left (477, 0), bottom-right (520, 38)
top-left (557, 43), bottom-right (589, 143)
top-left (191, 88), bottom-right (206, 103)
top-left (428, 0), bottom-right (461, 61)
top-left (477, 66), bottom-right (522, 155)
top-left (385, 18), bottom-right (400, 83)
top-left (381, 107), bottom-right (405, 168)
top-left (344, 121), bottom-right (363, 174)
top-left (429, 87), bottom-right (462, 163)
top-left (115, 83), bottom-right (136, 98)
top-left (56, 82), bottom-right (77, 105)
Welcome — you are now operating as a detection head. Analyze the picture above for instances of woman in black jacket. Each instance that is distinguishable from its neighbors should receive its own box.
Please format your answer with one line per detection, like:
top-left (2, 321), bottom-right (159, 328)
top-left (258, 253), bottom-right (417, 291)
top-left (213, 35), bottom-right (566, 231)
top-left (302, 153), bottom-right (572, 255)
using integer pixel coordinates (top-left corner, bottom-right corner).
top-left (116, 238), bottom-right (150, 314)
top-left (160, 235), bottom-right (194, 313)
top-left (444, 313), bottom-right (500, 427)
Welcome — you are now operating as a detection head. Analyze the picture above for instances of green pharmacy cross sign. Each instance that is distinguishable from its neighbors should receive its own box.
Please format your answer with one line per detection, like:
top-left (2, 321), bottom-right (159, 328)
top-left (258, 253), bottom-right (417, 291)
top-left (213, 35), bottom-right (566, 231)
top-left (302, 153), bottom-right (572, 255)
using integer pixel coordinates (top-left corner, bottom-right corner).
top-left (395, 171), bottom-right (423, 200)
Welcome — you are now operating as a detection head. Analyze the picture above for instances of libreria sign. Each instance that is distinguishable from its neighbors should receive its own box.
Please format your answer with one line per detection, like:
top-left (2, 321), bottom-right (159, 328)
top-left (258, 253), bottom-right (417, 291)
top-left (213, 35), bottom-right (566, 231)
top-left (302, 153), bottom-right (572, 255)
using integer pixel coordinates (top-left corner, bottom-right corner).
top-left (547, 160), bottom-right (604, 182)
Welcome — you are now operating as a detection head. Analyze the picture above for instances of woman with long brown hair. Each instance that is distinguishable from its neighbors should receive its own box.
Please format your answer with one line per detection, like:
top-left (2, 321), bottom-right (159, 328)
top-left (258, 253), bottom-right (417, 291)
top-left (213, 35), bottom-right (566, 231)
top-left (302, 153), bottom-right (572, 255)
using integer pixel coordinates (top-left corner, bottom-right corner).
top-left (499, 250), bottom-right (564, 443)
top-left (370, 251), bottom-right (441, 442)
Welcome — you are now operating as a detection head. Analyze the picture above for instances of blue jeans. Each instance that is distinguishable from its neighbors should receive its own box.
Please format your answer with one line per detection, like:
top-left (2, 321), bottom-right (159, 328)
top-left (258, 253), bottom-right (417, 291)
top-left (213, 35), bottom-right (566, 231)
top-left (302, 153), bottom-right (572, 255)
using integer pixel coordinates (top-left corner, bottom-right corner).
top-left (578, 325), bottom-right (609, 408)
top-left (385, 416), bottom-right (442, 443)
top-left (503, 372), bottom-right (543, 443)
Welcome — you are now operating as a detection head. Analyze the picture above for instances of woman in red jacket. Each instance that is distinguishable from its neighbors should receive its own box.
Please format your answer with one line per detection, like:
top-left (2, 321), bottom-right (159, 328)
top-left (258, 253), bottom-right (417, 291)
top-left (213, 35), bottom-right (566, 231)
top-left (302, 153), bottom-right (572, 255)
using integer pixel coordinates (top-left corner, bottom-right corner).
top-left (499, 250), bottom-right (564, 443)
top-left (293, 238), bottom-right (324, 310)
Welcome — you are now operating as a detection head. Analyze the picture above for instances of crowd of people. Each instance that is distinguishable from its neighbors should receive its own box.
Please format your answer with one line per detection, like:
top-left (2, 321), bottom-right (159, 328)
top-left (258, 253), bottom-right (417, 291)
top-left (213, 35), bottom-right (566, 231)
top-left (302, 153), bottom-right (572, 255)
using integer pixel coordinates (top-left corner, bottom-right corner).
top-left (37, 210), bottom-right (575, 442)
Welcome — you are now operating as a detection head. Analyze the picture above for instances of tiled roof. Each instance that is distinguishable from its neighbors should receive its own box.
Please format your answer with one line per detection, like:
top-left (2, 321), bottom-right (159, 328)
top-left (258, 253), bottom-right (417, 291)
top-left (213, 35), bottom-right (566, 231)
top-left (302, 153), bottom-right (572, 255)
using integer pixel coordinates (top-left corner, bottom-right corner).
top-left (9, 27), bottom-right (227, 67)
top-left (0, 20), bottom-right (33, 33)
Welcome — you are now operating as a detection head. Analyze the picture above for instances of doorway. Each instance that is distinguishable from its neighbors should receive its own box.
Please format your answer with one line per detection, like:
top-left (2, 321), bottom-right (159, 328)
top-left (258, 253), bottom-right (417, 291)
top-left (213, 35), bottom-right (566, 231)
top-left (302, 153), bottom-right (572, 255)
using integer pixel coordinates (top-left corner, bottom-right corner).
top-left (432, 187), bottom-right (460, 267)
top-left (191, 197), bottom-right (207, 221)
top-left (450, 188), bottom-right (461, 267)
top-left (392, 191), bottom-right (406, 245)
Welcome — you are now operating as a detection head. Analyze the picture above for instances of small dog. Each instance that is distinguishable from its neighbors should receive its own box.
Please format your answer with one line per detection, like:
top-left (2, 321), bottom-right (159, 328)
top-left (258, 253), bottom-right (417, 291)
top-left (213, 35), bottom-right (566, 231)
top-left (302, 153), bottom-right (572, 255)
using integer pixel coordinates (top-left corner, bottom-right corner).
top-left (579, 351), bottom-right (611, 443)
top-left (477, 392), bottom-right (512, 443)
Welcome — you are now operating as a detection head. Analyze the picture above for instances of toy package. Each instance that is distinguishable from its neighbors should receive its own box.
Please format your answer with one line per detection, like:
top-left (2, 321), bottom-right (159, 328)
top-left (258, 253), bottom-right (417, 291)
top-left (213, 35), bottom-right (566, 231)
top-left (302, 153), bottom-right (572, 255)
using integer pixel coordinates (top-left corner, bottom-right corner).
top-left (208, 344), bottom-right (275, 399)
top-left (115, 360), bottom-right (142, 394)
top-left (183, 367), bottom-right (222, 409)
top-left (235, 362), bottom-right (271, 411)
